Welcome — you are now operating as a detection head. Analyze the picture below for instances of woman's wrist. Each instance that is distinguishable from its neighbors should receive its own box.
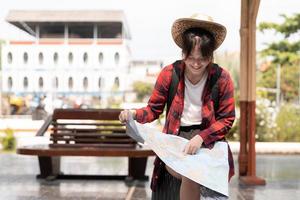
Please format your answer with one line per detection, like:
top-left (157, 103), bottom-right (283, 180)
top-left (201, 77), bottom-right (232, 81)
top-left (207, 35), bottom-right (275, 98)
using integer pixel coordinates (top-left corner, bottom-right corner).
top-left (130, 109), bottom-right (137, 120)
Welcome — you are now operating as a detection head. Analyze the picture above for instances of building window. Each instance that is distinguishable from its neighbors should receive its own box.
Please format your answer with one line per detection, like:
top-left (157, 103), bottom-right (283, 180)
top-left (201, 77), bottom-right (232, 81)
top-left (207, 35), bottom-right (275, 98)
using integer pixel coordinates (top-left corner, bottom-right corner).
top-left (54, 77), bottom-right (59, 89)
top-left (40, 24), bottom-right (64, 38)
top-left (7, 52), bottom-right (13, 64)
top-left (53, 52), bottom-right (58, 64)
top-left (97, 22), bottom-right (122, 38)
top-left (38, 77), bottom-right (44, 90)
top-left (23, 52), bottom-right (28, 64)
top-left (83, 77), bottom-right (88, 90)
top-left (68, 52), bottom-right (73, 64)
top-left (68, 77), bottom-right (73, 90)
top-left (38, 52), bottom-right (44, 65)
top-left (114, 77), bottom-right (120, 89)
top-left (98, 52), bottom-right (104, 65)
top-left (23, 77), bottom-right (28, 89)
top-left (83, 52), bottom-right (88, 64)
top-left (114, 52), bottom-right (120, 65)
top-left (69, 24), bottom-right (93, 38)
top-left (8, 77), bottom-right (13, 90)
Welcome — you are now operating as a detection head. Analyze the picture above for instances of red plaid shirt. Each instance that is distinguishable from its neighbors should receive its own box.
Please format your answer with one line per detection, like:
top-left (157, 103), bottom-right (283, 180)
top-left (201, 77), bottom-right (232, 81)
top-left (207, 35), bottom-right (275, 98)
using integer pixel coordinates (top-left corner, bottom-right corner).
top-left (135, 61), bottom-right (235, 190)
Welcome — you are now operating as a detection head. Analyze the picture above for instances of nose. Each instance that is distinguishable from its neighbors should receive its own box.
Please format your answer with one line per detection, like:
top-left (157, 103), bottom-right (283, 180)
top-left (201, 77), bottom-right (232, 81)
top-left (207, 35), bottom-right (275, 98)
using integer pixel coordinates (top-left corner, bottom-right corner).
top-left (191, 61), bottom-right (201, 68)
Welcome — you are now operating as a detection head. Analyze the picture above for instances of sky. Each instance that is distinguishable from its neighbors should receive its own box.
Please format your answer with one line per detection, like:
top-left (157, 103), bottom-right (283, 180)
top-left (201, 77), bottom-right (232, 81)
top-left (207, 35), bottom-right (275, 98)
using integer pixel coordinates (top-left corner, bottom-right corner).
top-left (0, 0), bottom-right (299, 61)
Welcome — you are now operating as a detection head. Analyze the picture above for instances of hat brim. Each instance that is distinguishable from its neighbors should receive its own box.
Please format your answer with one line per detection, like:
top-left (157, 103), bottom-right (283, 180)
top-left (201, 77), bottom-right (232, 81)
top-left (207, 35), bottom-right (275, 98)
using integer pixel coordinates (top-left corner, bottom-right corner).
top-left (171, 18), bottom-right (227, 50)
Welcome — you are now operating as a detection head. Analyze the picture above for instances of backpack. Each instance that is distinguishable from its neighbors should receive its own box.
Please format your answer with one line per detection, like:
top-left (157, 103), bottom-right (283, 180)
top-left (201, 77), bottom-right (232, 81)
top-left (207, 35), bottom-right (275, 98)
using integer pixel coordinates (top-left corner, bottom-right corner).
top-left (166, 60), bottom-right (223, 116)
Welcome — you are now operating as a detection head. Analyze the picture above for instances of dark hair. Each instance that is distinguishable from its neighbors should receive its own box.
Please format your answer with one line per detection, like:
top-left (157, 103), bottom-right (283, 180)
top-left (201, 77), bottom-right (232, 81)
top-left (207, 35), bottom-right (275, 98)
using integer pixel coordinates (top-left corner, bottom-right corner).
top-left (182, 28), bottom-right (215, 59)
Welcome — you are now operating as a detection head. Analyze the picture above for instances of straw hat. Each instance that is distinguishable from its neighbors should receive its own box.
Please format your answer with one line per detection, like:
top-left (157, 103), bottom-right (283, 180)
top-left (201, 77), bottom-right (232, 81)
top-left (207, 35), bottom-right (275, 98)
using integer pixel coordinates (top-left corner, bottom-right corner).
top-left (171, 13), bottom-right (226, 50)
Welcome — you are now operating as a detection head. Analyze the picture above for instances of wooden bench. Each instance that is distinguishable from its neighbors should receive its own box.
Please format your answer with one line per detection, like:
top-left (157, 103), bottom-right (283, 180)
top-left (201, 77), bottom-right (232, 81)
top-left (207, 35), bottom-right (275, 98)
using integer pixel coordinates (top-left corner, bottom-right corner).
top-left (17, 108), bottom-right (155, 181)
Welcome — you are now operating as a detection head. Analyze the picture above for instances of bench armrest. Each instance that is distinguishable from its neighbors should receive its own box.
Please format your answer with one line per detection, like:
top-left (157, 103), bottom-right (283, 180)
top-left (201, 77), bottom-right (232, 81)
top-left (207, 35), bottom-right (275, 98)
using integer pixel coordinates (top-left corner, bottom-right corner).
top-left (36, 115), bottom-right (53, 136)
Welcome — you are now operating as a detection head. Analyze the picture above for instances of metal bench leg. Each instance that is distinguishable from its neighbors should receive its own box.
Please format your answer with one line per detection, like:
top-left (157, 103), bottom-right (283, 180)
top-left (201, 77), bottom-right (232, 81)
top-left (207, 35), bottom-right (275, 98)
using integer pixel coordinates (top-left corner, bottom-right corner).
top-left (128, 157), bottom-right (148, 181)
top-left (37, 156), bottom-right (61, 180)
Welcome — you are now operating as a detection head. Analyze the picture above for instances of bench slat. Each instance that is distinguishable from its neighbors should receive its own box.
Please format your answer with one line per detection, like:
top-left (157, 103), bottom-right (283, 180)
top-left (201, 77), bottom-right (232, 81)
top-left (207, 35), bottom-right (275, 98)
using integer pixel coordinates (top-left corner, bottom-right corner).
top-left (53, 108), bottom-right (122, 120)
top-left (51, 128), bottom-right (126, 132)
top-left (53, 122), bottom-right (124, 126)
top-left (49, 143), bottom-right (136, 148)
top-left (50, 138), bottom-right (136, 143)
top-left (51, 133), bottom-right (130, 138)
top-left (17, 144), bottom-right (155, 157)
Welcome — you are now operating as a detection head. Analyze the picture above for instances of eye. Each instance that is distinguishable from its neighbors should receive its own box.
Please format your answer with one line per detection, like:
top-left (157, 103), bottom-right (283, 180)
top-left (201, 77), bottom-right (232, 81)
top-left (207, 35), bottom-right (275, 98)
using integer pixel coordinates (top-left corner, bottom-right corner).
top-left (188, 57), bottom-right (197, 62)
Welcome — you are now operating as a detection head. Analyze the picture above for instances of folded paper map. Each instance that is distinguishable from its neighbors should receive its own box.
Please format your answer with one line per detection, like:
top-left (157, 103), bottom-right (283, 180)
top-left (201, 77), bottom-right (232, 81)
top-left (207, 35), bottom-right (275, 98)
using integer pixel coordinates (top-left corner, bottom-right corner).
top-left (126, 114), bottom-right (229, 196)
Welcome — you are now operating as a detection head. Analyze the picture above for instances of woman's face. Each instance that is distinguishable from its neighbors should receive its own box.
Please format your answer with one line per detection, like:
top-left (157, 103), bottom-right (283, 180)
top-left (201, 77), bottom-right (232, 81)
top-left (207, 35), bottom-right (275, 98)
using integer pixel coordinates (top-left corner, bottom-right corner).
top-left (183, 47), bottom-right (212, 77)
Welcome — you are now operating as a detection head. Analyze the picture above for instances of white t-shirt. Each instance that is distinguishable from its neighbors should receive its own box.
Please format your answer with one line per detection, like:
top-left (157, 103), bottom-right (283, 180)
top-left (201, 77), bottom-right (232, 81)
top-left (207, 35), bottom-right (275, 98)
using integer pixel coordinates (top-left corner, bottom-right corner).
top-left (180, 71), bottom-right (208, 126)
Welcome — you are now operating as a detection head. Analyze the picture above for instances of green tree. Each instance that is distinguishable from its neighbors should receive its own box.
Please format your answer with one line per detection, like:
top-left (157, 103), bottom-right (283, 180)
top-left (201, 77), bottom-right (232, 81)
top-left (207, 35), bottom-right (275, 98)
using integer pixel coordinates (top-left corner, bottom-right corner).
top-left (281, 65), bottom-right (300, 101)
top-left (258, 13), bottom-right (300, 102)
top-left (257, 64), bottom-right (276, 101)
top-left (132, 81), bottom-right (153, 102)
top-left (259, 13), bottom-right (300, 65)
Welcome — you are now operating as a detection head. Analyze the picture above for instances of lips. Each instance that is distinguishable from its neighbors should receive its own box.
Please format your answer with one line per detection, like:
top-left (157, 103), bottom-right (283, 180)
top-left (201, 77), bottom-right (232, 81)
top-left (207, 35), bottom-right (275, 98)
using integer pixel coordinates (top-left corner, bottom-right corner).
top-left (191, 66), bottom-right (204, 71)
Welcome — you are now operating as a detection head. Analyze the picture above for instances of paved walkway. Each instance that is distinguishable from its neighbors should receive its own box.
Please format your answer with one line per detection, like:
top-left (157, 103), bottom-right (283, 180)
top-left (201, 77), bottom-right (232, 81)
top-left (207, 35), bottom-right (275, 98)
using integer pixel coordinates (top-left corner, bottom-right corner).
top-left (0, 152), bottom-right (299, 200)
top-left (1, 118), bottom-right (300, 199)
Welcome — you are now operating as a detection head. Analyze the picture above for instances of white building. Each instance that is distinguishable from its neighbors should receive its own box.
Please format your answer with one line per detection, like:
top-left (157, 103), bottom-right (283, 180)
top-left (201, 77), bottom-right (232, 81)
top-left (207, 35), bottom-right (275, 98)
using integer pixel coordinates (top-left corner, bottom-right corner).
top-left (1, 10), bottom-right (132, 108)
top-left (129, 60), bottom-right (163, 83)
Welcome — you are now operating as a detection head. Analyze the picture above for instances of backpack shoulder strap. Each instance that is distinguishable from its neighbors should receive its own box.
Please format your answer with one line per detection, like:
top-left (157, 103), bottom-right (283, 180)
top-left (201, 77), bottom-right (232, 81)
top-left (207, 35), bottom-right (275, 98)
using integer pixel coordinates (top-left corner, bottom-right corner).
top-left (210, 63), bottom-right (223, 113)
top-left (166, 60), bottom-right (181, 115)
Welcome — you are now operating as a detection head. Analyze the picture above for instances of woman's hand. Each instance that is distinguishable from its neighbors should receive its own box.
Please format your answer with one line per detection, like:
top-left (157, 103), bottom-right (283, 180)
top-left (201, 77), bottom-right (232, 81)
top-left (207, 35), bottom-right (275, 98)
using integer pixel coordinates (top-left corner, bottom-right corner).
top-left (183, 135), bottom-right (203, 155)
top-left (118, 109), bottom-right (136, 123)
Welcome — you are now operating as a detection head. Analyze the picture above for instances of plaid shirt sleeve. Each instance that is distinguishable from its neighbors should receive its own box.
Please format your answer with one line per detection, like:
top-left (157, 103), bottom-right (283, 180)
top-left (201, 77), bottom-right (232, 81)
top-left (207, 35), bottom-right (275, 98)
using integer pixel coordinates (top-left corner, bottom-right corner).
top-left (199, 70), bottom-right (236, 146)
top-left (135, 65), bottom-right (173, 123)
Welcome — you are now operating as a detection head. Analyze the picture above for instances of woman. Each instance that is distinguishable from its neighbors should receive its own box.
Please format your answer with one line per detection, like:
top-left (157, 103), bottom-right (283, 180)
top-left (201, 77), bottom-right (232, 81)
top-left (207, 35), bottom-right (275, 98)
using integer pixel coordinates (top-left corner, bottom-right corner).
top-left (119, 14), bottom-right (235, 200)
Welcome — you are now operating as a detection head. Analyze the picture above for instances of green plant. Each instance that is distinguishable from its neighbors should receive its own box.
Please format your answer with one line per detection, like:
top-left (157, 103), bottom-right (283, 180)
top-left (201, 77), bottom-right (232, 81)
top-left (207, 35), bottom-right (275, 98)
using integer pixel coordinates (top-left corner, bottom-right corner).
top-left (255, 99), bottom-right (277, 141)
top-left (1, 128), bottom-right (16, 151)
top-left (224, 101), bottom-right (300, 142)
top-left (275, 104), bottom-right (300, 142)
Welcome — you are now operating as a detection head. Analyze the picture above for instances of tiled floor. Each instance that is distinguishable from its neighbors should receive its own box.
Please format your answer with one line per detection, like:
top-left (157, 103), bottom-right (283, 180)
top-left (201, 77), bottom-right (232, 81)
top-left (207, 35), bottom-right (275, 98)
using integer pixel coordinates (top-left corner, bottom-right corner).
top-left (0, 153), bottom-right (299, 200)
